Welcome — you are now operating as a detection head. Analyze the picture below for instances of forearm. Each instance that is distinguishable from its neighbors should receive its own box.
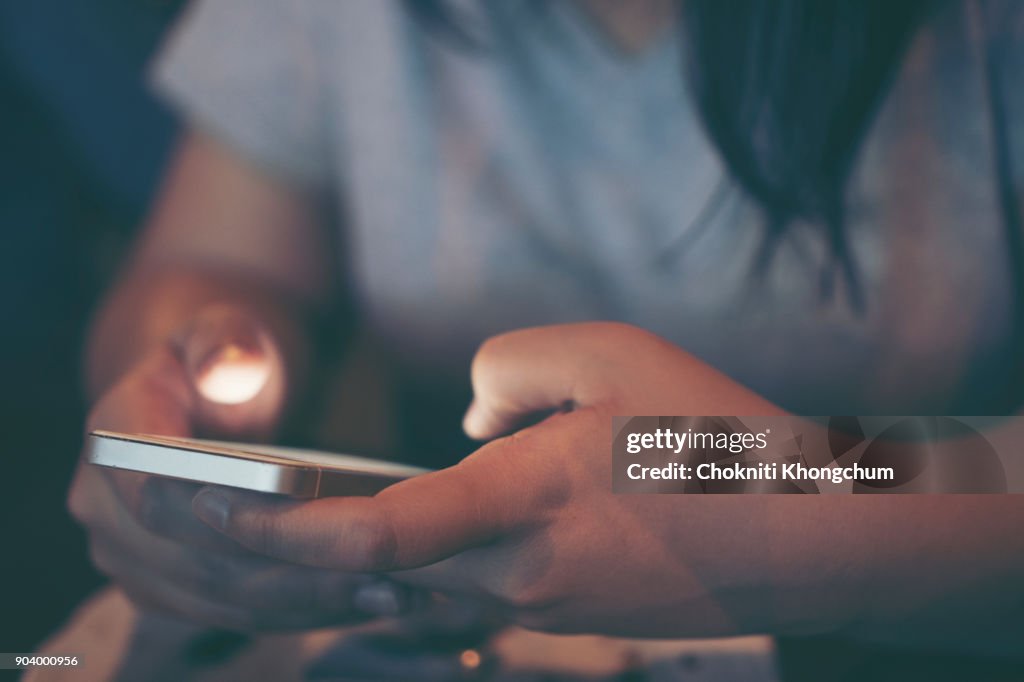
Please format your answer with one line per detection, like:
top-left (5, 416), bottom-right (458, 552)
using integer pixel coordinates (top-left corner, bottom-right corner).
top-left (757, 495), bottom-right (1024, 655)
top-left (85, 131), bottom-right (340, 406)
top-left (644, 347), bottom-right (1024, 651)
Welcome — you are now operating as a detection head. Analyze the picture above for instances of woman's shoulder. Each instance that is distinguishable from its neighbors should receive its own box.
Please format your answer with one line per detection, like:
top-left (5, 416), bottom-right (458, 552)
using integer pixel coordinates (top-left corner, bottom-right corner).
top-left (869, 0), bottom-right (1023, 158)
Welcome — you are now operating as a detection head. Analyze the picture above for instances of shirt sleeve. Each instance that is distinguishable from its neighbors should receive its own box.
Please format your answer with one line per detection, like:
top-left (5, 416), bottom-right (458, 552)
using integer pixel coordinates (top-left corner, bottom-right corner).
top-left (150, 0), bottom-right (333, 188)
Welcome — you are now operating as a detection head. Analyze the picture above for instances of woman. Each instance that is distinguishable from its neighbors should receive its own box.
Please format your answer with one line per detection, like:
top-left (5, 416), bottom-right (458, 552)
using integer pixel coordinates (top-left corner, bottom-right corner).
top-left (69, 0), bottom-right (1024, 676)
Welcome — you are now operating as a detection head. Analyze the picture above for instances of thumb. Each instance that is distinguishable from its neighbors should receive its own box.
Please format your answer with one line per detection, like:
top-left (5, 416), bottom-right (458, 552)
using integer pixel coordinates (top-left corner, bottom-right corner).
top-left (175, 304), bottom-right (287, 439)
top-left (193, 433), bottom-right (548, 572)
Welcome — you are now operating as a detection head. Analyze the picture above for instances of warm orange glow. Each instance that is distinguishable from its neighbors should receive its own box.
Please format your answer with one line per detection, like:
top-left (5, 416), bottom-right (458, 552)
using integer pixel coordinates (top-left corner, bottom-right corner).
top-left (459, 649), bottom-right (482, 671)
top-left (195, 343), bottom-right (270, 405)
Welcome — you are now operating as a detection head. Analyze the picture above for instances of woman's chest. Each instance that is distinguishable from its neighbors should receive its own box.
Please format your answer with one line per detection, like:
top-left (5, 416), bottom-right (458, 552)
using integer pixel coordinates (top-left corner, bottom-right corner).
top-left (328, 9), bottom-right (1013, 413)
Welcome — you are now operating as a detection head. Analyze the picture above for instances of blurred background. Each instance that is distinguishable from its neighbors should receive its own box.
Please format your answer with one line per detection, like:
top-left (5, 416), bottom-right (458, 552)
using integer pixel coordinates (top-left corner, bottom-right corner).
top-left (2, 4), bottom-right (1022, 681)
top-left (0, 0), bottom-right (185, 653)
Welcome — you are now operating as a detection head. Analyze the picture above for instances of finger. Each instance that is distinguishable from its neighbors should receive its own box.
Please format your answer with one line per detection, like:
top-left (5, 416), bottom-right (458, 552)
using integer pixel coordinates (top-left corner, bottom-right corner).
top-left (193, 432), bottom-right (560, 572)
top-left (82, 348), bottom-right (195, 515)
top-left (85, 345), bottom-right (194, 438)
top-left (351, 579), bottom-right (426, 617)
top-left (93, 528), bottom-right (392, 630)
top-left (133, 477), bottom-right (263, 553)
top-left (462, 324), bottom-right (627, 440)
top-left (68, 460), bottom-right (125, 530)
top-left (81, 466), bottom-right (244, 555)
top-left (88, 535), bottom-right (251, 629)
top-left (84, 482), bottom-right (379, 617)
top-left (120, 575), bottom-right (358, 633)
top-left (116, 575), bottom-right (257, 632)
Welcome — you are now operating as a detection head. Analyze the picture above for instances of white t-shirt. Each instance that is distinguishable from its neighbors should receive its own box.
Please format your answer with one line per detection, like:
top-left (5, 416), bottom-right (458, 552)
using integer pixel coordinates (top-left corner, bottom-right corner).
top-left (152, 0), bottom-right (1024, 415)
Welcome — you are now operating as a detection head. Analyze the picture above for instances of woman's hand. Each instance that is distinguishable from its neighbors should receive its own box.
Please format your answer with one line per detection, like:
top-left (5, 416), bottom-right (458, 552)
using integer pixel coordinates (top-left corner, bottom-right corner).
top-left (68, 305), bottom-right (409, 631)
top-left (190, 323), bottom-right (854, 638)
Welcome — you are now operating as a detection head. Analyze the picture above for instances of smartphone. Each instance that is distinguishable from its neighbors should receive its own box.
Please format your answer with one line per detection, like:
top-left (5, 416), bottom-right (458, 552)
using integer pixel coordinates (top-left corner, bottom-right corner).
top-left (85, 430), bottom-right (429, 498)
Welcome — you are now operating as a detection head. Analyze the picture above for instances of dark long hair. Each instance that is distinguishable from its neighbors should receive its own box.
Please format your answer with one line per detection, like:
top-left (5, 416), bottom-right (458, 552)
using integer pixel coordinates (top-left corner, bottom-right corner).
top-left (406, 0), bottom-right (1024, 410)
top-left (680, 0), bottom-right (935, 306)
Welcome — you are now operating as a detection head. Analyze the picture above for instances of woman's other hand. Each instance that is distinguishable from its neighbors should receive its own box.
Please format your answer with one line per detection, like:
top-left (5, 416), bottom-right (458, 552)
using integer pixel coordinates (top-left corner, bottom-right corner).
top-left (68, 305), bottom-right (407, 631)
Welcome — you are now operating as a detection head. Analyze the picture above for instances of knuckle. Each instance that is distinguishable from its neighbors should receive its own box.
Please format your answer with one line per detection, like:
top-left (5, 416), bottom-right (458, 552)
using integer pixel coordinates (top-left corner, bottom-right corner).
top-left (469, 336), bottom-right (502, 390)
top-left (474, 333), bottom-right (506, 361)
top-left (471, 329), bottom-right (531, 385)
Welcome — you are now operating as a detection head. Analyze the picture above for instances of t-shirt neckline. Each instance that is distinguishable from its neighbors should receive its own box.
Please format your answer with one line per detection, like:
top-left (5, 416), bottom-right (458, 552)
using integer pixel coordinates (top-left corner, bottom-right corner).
top-left (551, 0), bottom-right (680, 76)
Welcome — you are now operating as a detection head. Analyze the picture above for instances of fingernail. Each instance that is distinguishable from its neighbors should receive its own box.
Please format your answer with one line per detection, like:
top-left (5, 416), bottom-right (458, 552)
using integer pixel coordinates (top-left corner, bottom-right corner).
top-left (193, 490), bottom-right (231, 530)
top-left (353, 581), bottom-right (402, 616)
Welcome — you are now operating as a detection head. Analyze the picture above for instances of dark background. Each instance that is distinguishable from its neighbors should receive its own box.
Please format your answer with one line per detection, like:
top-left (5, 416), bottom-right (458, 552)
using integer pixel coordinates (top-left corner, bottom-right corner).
top-left (0, 0), bottom-right (183, 654)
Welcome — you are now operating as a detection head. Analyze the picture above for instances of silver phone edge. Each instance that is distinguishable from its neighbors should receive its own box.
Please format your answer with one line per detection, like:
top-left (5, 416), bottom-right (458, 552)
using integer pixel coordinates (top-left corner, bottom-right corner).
top-left (85, 433), bottom-right (323, 498)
